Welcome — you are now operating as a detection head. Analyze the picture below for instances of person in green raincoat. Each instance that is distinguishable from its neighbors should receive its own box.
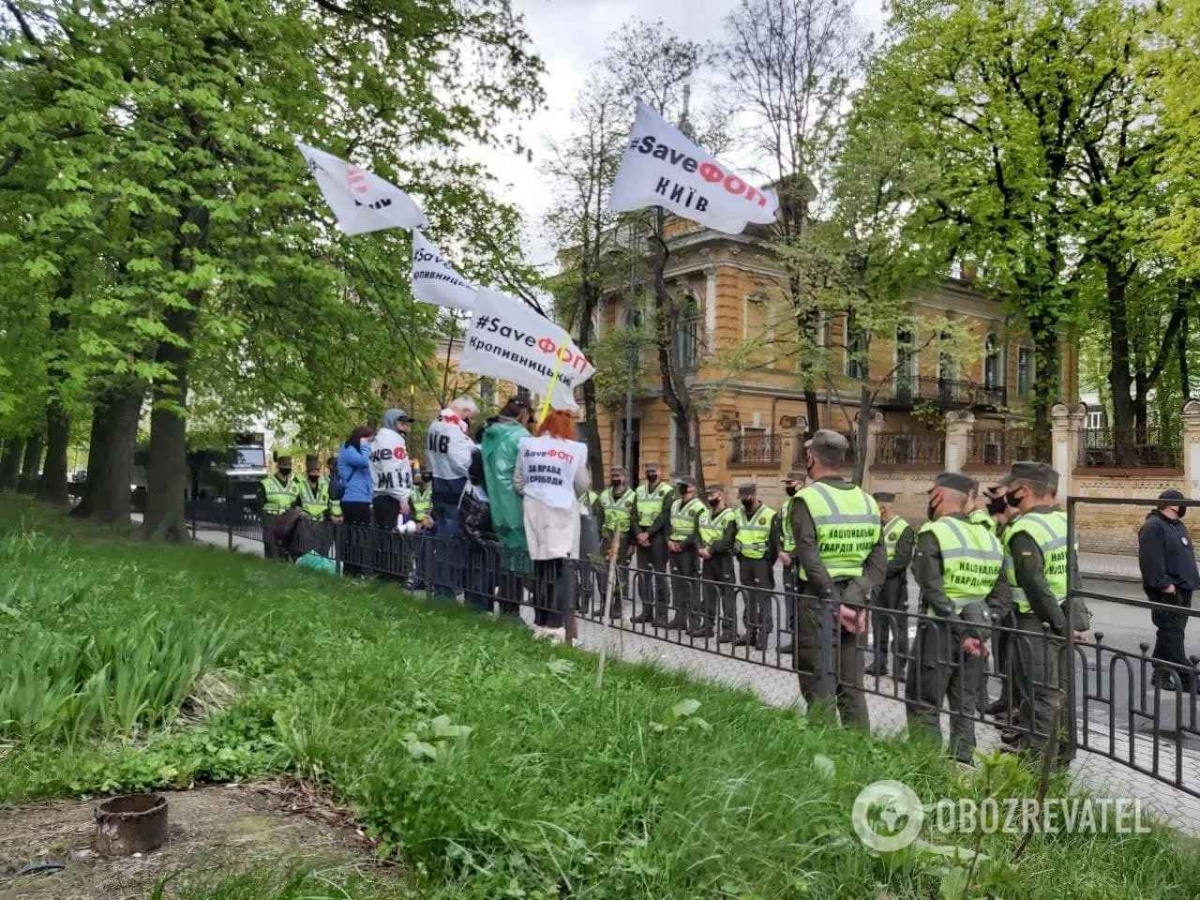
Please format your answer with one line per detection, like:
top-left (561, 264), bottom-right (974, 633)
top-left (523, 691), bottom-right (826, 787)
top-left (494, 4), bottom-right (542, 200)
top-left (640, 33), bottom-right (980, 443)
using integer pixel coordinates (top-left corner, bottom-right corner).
top-left (481, 396), bottom-right (533, 617)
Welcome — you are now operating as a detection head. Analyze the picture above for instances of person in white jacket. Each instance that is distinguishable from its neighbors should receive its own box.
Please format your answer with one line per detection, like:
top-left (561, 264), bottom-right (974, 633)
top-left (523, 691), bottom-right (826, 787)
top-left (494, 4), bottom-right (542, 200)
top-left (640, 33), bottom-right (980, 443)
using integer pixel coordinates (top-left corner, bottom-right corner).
top-left (515, 408), bottom-right (591, 640)
top-left (370, 408), bottom-right (413, 534)
top-left (424, 396), bottom-right (478, 599)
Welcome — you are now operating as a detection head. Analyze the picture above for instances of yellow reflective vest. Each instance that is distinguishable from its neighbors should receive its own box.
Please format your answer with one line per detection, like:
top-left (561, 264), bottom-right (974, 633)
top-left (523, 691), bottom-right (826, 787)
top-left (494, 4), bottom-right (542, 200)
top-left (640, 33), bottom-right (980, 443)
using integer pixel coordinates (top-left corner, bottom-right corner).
top-left (781, 494), bottom-right (797, 553)
top-left (883, 515), bottom-right (912, 561)
top-left (669, 497), bottom-right (706, 542)
top-left (1004, 509), bottom-right (1071, 614)
top-left (412, 483), bottom-right (433, 520)
top-left (795, 482), bottom-right (881, 579)
top-left (698, 507), bottom-right (736, 550)
top-left (600, 487), bottom-right (635, 535)
top-left (919, 516), bottom-right (1004, 611)
top-left (262, 474), bottom-right (300, 515)
top-left (634, 482), bottom-right (674, 528)
top-left (298, 476), bottom-right (336, 519)
top-left (734, 504), bottom-right (777, 559)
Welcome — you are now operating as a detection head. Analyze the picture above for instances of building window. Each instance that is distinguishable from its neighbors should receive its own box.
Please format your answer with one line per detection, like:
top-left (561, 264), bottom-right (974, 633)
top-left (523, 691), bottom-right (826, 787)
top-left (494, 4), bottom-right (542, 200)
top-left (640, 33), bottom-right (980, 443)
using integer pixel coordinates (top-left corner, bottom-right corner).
top-left (673, 293), bottom-right (700, 373)
top-left (673, 419), bottom-right (691, 474)
top-left (846, 320), bottom-right (869, 381)
top-left (1086, 409), bottom-right (1105, 430)
top-left (816, 311), bottom-right (830, 347)
top-left (938, 330), bottom-right (957, 381)
top-left (895, 326), bottom-right (916, 397)
top-left (1017, 347), bottom-right (1033, 398)
top-left (984, 334), bottom-right (1000, 389)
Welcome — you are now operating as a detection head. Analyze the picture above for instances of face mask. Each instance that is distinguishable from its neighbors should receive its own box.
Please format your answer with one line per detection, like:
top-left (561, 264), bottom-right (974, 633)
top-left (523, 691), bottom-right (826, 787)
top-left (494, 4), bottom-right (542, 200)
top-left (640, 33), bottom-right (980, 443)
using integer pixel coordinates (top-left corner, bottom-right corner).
top-left (278, 469), bottom-right (291, 479)
top-left (785, 485), bottom-right (797, 497)
top-left (646, 472), bottom-right (658, 484)
top-left (610, 479), bottom-right (622, 490)
top-left (1177, 507), bottom-right (1188, 520)
top-left (926, 501), bottom-right (938, 521)
top-left (1005, 490), bottom-right (1023, 509)
top-left (708, 497), bottom-right (721, 509)
top-left (677, 484), bottom-right (689, 495)
top-left (742, 498), bottom-right (755, 511)
top-left (986, 495), bottom-right (1007, 517)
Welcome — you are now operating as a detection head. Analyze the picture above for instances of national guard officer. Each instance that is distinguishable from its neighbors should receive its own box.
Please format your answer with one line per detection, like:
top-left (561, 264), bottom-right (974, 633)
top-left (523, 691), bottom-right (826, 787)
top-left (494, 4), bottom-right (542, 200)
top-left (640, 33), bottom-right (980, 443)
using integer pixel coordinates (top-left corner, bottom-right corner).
top-left (667, 475), bottom-right (706, 630)
top-left (298, 455), bottom-right (336, 520)
top-left (866, 491), bottom-right (914, 677)
top-left (697, 483), bottom-right (738, 639)
top-left (734, 483), bottom-right (779, 651)
top-left (260, 455), bottom-right (301, 559)
top-left (905, 472), bottom-right (1010, 764)
top-left (778, 472), bottom-right (804, 655)
top-left (412, 467), bottom-right (435, 530)
top-left (629, 461), bottom-right (674, 626)
top-left (791, 430), bottom-right (886, 728)
top-left (597, 466), bottom-right (635, 617)
top-left (1000, 461), bottom-right (1088, 761)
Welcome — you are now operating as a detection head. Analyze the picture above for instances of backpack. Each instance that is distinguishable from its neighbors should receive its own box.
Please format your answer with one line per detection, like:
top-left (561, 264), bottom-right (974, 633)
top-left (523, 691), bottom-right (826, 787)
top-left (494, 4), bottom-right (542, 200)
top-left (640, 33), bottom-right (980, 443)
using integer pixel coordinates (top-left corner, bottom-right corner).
top-left (328, 460), bottom-right (345, 501)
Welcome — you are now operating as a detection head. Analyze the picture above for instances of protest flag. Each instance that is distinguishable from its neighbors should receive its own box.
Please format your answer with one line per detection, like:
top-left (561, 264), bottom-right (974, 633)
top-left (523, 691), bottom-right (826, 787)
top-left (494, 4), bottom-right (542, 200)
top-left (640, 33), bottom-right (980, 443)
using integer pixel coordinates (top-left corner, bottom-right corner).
top-left (609, 103), bottom-right (778, 235)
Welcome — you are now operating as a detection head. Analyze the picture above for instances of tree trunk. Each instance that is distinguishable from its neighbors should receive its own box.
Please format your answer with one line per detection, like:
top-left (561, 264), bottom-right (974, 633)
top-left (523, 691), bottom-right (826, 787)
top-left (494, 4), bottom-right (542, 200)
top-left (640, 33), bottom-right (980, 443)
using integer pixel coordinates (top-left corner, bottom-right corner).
top-left (142, 304), bottom-right (197, 542)
top-left (690, 406), bottom-right (706, 493)
top-left (17, 433), bottom-right (45, 494)
top-left (73, 386), bottom-right (142, 524)
top-left (1180, 300), bottom-right (1191, 401)
top-left (39, 403), bottom-right (71, 505)
top-left (1028, 316), bottom-right (1061, 464)
top-left (39, 303), bottom-right (73, 505)
top-left (649, 210), bottom-right (695, 478)
top-left (582, 378), bottom-right (604, 486)
top-left (1104, 261), bottom-right (1136, 467)
top-left (853, 384), bottom-right (871, 485)
top-left (0, 438), bottom-right (24, 492)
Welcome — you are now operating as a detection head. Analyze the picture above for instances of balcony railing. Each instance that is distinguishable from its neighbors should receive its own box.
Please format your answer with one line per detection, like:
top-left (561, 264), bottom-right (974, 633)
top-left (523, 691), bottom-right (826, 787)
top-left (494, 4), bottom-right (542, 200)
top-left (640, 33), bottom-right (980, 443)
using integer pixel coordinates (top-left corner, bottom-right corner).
top-left (730, 433), bottom-right (783, 466)
top-left (968, 427), bottom-right (1040, 466)
top-left (1078, 426), bottom-right (1182, 469)
top-left (880, 375), bottom-right (1007, 410)
top-left (875, 431), bottom-right (946, 467)
top-left (792, 432), bottom-right (858, 467)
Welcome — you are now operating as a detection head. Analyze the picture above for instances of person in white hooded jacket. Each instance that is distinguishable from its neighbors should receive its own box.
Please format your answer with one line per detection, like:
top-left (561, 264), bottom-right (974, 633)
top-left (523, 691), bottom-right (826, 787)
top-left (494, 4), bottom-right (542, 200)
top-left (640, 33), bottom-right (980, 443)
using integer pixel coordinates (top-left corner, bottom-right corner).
top-left (424, 396), bottom-right (478, 599)
top-left (370, 408), bottom-right (413, 532)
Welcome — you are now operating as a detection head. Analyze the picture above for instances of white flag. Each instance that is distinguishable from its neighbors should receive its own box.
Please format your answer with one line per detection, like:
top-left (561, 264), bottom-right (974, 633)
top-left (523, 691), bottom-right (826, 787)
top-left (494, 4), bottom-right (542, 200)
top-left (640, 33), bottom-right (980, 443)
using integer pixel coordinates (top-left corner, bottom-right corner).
top-left (296, 141), bottom-right (429, 235)
top-left (458, 289), bottom-right (594, 411)
top-left (411, 231), bottom-right (476, 312)
top-left (609, 103), bottom-right (778, 235)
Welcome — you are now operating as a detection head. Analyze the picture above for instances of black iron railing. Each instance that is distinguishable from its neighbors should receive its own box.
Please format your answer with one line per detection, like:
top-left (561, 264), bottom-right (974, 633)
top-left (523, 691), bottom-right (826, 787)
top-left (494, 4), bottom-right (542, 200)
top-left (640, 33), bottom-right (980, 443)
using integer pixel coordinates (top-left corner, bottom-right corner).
top-left (875, 430), bottom-right (946, 466)
top-left (730, 433), bottom-right (783, 466)
top-left (1078, 426), bottom-right (1183, 469)
top-left (882, 375), bottom-right (1006, 409)
top-left (968, 427), bottom-right (1040, 466)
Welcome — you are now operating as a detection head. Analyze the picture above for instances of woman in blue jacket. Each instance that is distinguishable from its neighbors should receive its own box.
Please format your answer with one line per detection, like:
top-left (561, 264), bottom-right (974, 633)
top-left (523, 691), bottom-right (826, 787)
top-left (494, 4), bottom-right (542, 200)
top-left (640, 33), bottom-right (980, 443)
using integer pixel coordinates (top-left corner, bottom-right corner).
top-left (337, 426), bottom-right (375, 574)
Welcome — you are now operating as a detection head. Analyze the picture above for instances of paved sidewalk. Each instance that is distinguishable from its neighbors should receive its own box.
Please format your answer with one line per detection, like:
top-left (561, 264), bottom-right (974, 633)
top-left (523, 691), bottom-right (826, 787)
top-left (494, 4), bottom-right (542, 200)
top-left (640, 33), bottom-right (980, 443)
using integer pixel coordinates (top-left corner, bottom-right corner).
top-left (1079, 552), bottom-right (1141, 582)
top-left (187, 527), bottom-right (1200, 835)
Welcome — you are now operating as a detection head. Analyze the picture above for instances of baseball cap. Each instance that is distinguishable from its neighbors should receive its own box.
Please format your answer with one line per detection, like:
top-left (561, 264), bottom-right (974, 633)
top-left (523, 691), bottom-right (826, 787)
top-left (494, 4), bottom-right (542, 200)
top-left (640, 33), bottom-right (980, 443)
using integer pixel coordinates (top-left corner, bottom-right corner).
top-left (928, 472), bottom-right (978, 495)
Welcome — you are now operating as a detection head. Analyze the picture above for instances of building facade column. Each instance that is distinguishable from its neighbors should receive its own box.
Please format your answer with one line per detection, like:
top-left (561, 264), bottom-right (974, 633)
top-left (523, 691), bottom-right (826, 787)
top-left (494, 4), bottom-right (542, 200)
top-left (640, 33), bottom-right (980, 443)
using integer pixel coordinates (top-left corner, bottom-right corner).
top-left (1183, 400), bottom-right (1200, 499)
top-left (1050, 402), bottom-right (1087, 500)
top-left (944, 411), bottom-right (975, 474)
top-left (861, 411), bottom-right (884, 490)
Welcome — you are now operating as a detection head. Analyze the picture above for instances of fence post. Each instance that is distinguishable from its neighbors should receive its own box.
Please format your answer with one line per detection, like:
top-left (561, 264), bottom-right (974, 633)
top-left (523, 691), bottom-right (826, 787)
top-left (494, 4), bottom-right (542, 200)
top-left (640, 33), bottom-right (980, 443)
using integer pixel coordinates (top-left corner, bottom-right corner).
top-left (861, 410), bottom-right (884, 491)
top-left (1182, 400), bottom-right (1200, 498)
top-left (1051, 402), bottom-right (1086, 500)
top-left (943, 410), bottom-right (974, 473)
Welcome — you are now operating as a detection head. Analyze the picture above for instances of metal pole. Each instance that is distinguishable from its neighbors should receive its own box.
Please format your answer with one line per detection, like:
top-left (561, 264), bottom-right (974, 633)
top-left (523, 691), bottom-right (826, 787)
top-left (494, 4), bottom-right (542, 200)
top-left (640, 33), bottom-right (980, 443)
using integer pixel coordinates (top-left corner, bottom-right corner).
top-left (1065, 494), bottom-right (1078, 757)
top-left (624, 220), bottom-right (636, 472)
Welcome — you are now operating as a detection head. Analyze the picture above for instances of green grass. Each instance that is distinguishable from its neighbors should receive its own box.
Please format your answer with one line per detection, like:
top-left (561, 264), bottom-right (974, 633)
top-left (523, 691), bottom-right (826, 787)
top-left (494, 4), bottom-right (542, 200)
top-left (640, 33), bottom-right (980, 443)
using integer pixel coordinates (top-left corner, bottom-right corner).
top-left (2, 500), bottom-right (1199, 899)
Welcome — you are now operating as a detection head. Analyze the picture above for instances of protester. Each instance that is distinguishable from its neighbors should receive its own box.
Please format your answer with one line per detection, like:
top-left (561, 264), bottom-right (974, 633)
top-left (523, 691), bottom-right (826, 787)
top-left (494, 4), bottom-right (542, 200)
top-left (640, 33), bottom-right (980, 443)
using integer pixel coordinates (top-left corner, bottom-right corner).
top-left (461, 444), bottom-right (498, 613)
top-left (481, 396), bottom-right (533, 618)
top-left (336, 426), bottom-right (374, 576)
top-left (425, 396), bottom-right (478, 598)
top-left (370, 408), bottom-right (413, 528)
top-left (866, 491), bottom-right (913, 677)
top-left (1138, 489), bottom-right (1200, 691)
top-left (514, 409), bottom-right (590, 640)
top-left (906, 472), bottom-right (1009, 765)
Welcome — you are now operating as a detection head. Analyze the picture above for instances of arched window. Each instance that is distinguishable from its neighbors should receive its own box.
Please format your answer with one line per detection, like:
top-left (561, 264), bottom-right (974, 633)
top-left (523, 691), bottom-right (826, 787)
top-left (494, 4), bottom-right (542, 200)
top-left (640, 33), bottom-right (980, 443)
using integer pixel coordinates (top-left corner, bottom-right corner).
top-left (895, 325), bottom-right (916, 400)
top-left (984, 334), bottom-right (1000, 389)
top-left (845, 316), bottom-right (869, 381)
top-left (672, 293), bottom-right (700, 373)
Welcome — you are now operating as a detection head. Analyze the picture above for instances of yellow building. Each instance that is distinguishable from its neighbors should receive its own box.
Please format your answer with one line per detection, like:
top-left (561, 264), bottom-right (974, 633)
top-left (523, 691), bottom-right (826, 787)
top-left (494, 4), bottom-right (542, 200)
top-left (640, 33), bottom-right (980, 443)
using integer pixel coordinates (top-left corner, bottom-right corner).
top-left (592, 218), bottom-right (1075, 507)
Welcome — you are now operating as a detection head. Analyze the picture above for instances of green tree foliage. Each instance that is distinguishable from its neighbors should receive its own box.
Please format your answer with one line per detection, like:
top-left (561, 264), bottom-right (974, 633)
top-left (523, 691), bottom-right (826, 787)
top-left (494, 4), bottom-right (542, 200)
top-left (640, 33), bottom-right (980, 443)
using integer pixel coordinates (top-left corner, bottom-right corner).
top-left (0, 0), bottom-right (543, 531)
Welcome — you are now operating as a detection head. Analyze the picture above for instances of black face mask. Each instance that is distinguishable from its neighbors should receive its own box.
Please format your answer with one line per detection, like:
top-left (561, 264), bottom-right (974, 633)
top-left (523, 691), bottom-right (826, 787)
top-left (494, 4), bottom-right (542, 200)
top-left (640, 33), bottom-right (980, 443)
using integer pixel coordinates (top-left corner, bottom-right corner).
top-left (646, 472), bottom-right (658, 484)
top-left (278, 469), bottom-right (292, 479)
top-left (610, 480), bottom-right (623, 490)
top-left (1177, 506), bottom-right (1188, 520)
top-left (986, 495), bottom-right (1008, 517)
top-left (1005, 490), bottom-right (1024, 509)
top-left (785, 485), bottom-right (798, 497)
top-left (742, 498), bottom-right (755, 511)
top-left (708, 497), bottom-right (721, 509)
top-left (926, 501), bottom-right (938, 521)
top-left (677, 484), bottom-right (690, 496)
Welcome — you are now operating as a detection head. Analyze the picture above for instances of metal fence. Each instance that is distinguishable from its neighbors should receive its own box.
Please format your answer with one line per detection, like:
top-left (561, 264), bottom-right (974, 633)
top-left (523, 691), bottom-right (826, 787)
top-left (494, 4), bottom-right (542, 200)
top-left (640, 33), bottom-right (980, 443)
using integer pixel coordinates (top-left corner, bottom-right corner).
top-left (968, 427), bottom-right (1039, 466)
top-left (189, 498), bottom-right (1200, 802)
top-left (729, 433), bottom-right (783, 466)
top-left (1078, 426), bottom-right (1183, 469)
top-left (875, 430), bottom-right (946, 466)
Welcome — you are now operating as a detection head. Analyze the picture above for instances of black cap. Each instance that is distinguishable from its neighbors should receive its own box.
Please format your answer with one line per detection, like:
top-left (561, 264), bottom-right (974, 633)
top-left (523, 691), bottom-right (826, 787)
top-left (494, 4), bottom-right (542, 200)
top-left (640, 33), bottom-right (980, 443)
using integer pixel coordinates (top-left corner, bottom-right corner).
top-left (276, 456), bottom-right (293, 468)
top-left (737, 483), bottom-right (758, 499)
top-left (674, 475), bottom-right (696, 489)
top-left (872, 491), bottom-right (896, 503)
top-left (1000, 461), bottom-right (1059, 494)
top-left (1159, 489), bottom-right (1185, 502)
top-left (305, 454), bottom-right (320, 472)
top-left (706, 483), bottom-right (726, 495)
top-left (928, 471), bottom-right (978, 495)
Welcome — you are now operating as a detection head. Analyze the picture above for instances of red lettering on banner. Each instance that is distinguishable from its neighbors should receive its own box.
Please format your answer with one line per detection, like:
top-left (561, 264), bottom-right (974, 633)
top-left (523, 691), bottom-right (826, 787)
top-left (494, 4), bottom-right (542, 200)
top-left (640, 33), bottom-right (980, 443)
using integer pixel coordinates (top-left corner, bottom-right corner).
top-left (699, 162), bottom-right (723, 183)
top-left (537, 337), bottom-right (555, 353)
top-left (724, 174), bottom-right (745, 196)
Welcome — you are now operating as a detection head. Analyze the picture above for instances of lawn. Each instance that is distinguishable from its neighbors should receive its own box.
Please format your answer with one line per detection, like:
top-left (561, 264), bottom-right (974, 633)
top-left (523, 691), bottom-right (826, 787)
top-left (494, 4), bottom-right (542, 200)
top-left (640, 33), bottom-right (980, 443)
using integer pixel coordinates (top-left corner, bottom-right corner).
top-left (1, 500), bottom-right (1198, 899)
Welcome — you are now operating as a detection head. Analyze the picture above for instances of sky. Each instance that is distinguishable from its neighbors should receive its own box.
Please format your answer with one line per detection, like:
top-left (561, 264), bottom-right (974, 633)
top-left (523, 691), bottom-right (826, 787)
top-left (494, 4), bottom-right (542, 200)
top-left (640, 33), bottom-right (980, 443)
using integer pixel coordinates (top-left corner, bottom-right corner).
top-left (476, 0), bottom-right (889, 270)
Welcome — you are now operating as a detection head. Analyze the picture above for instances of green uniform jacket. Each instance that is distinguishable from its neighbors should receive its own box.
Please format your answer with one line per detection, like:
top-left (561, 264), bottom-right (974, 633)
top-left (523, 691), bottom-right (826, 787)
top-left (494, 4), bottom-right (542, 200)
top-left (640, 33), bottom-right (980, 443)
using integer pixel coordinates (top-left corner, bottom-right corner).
top-left (481, 418), bottom-right (530, 562)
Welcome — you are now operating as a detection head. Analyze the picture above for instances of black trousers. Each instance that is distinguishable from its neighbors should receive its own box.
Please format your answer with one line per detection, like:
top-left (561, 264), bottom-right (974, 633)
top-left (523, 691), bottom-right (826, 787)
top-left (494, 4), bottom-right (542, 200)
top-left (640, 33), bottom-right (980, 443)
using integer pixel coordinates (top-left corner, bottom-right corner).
top-left (1149, 588), bottom-right (1193, 684)
top-left (669, 548), bottom-right (700, 625)
top-left (701, 555), bottom-right (736, 631)
top-left (340, 501), bottom-right (372, 576)
top-left (371, 495), bottom-right (405, 580)
top-left (871, 573), bottom-right (909, 666)
top-left (635, 536), bottom-right (671, 620)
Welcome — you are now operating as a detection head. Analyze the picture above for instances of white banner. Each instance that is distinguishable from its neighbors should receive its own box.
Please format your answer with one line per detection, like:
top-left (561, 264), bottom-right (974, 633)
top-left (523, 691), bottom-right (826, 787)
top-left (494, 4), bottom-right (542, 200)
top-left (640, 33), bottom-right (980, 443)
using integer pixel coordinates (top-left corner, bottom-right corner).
top-left (296, 141), bottom-right (429, 235)
top-left (411, 231), bottom-right (476, 312)
top-left (458, 289), bottom-right (594, 411)
top-left (609, 103), bottom-right (779, 235)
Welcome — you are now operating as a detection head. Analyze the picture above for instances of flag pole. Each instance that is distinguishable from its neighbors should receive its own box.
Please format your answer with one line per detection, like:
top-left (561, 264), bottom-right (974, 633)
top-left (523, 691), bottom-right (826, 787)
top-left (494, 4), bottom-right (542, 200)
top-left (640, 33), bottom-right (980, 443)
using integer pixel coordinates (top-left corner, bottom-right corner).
top-left (538, 350), bottom-right (567, 424)
top-left (440, 315), bottom-right (457, 408)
